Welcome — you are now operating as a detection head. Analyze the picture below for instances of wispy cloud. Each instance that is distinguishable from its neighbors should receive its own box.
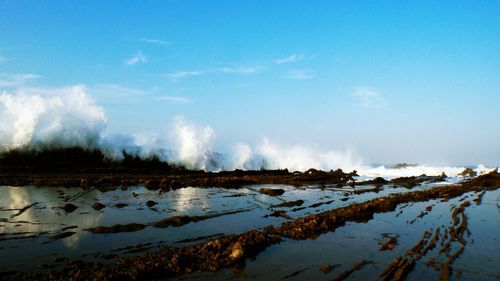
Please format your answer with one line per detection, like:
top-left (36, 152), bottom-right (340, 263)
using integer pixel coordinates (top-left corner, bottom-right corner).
top-left (275, 54), bottom-right (304, 64)
top-left (139, 38), bottom-right (170, 46)
top-left (153, 95), bottom-right (192, 104)
top-left (89, 84), bottom-right (193, 105)
top-left (286, 69), bottom-right (313, 80)
top-left (165, 65), bottom-right (265, 81)
top-left (0, 56), bottom-right (11, 64)
top-left (353, 87), bottom-right (388, 109)
top-left (166, 70), bottom-right (205, 81)
top-left (5, 85), bottom-right (88, 97)
top-left (90, 84), bottom-right (146, 97)
top-left (124, 51), bottom-right (148, 65)
top-left (0, 73), bottom-right (40, 88)
top-left (218, 66), bottom-right (264, 74)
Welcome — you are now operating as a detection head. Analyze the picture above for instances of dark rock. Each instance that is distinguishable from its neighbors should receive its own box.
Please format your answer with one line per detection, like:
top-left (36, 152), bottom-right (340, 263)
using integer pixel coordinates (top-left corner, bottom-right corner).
top-left (92, 202), bottom-right (106, 211)
top-left (380, 237), bottom-right (398, 251)
top-left (357, 177), bottom-right (388, 186)
top-left (223, 193), bottom-right (245, 198)
top-left (462, 169), bottom-right (499, 187)
top-left (258, 188), bottom-right (285, 196)
top-left (459, 168), bottom-right (477, 178)
top-left (146, 200), bottom-right (158, 208)
top-left (153, 215), bottom-right (193, 228)
top-left (320, 264), bottom-right (340, 273)
top-left (271, 200), bottom-right (304, 208)
top-left (289, 168), bottom-right (357, 185)
top-left (86, 223), bottom-right (146, 234)
top-left (391, 163), bottom-right (418, 169)
top-left (159, 178), bottom-right (169, 190)
top-left (144, 179), bottom-right (160, 190)
top-left (372, 177), bottom-right (388, 185)
top-left (331, 260), bottom-right (373, 281)
top-left (265, 210), bottom-right (291, 219)
top-left (114, 203), bottom-right (128, 208)
top-left (61, 203), bottom-right (78, 213)
top-left (307, 200), bottom-right (334, 208)
top-left (153, 209), bottom-right (251, 229)
top-left (390, 173), bottom-right (447, 188)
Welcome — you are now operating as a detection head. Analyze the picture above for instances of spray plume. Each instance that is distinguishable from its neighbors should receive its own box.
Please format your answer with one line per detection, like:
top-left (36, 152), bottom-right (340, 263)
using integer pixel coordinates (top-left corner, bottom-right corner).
top-left (0, 87), bottom-right (494, 177)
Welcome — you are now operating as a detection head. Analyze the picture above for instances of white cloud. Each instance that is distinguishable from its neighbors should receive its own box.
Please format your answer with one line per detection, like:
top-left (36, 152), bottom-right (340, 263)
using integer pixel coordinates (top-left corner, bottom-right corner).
top-left (218, 66), bottom-right (264, 74)
top-left (165, 65), bottom-right (265, 81)
top-left (124, 51), bottom-right (148, 65)
top-left (286, 69), bottom-right (313, 80)
top-left (0, 73), bottom-right (40, 88)
top-left (166, 70), bottom-right (205, 81)
top-left (153, 95), bottom-right (192, 104)
top-left (139, 38), bottom-right (170, 46)
top-left (353, 87), bottom-right (388, 109)
top-left (275, 54), bottom-right (304, 64)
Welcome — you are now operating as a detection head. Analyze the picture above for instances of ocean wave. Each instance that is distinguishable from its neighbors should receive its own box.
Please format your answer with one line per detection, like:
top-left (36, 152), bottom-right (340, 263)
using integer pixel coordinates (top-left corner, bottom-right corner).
top-left (0, 87), bottom-right (496, 177)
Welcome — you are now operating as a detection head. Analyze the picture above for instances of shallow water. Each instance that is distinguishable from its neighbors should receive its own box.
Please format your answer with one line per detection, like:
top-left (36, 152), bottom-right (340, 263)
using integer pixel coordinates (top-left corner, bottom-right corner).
top-left (0, 182), bottom-right (498, 280)
top-left (176, 191), bottom-right (500, 281)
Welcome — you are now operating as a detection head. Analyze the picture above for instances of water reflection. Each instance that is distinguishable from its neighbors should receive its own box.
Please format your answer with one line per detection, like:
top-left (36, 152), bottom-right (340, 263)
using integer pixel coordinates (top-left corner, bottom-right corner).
top-left (178, 189), bottom-right (500, 281)
top-left (1, 181), bottom-right (487, 275)
top-left (0, 186), bottom-right (102, 248)
top-left (173, 187), bottom-right (211, 213)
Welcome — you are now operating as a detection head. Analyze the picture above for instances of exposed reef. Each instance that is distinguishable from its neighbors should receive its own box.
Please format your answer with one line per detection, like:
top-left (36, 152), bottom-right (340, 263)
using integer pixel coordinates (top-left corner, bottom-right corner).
top-left (9, 170), bottom-right (498, 281)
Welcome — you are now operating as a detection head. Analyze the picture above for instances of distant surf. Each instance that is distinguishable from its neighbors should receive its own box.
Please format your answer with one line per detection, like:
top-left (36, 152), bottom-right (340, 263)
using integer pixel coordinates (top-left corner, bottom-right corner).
top-left (355, 164), bottom-right (495, 181)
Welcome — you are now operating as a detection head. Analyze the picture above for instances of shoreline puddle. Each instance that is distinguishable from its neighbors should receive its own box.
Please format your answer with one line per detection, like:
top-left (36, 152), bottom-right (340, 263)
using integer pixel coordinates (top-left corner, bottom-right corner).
top-left (0, 171), bottom-right (498, 280)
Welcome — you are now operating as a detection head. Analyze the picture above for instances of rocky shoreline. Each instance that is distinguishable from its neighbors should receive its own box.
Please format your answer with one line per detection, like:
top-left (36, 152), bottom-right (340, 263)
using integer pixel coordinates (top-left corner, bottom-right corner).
top-left (3, 170), bottom-right (497, 281)
top-left (0, 168), bottom-right (359, 190)
top-left (0, 147), bottom-right (444, 190)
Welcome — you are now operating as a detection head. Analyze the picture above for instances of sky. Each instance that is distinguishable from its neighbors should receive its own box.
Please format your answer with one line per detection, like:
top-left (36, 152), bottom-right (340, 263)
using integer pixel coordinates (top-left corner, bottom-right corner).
top-left (0, 1), bottom-right (499, 166)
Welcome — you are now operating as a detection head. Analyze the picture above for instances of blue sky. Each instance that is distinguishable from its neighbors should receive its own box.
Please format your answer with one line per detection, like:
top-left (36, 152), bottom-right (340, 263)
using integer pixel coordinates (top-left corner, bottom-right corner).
top-left (1, 1), bottom-right (499, 166)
